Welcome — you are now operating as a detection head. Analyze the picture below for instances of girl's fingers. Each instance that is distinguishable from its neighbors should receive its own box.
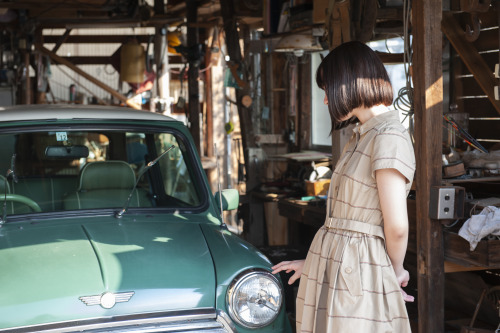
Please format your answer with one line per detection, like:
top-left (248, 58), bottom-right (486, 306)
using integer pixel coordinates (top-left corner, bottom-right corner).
top-left (288, 272), bottom-right (301, 285)
top-left (400, 288), bottom-right (414, 302)
top-left (271, 261), bottom-right (290, 270)
top-left (272, 263), bottom-right (292, 275)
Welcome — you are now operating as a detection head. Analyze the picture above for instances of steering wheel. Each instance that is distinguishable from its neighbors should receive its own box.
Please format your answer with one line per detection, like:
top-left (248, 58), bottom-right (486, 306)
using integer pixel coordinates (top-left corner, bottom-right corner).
top-left (2, 194), bottom-right (42, 212)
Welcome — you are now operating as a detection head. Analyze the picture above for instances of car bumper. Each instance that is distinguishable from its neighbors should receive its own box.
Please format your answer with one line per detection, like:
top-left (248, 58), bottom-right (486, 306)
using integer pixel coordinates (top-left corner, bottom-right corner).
top-left (0, 308), bottom-right (236, 333)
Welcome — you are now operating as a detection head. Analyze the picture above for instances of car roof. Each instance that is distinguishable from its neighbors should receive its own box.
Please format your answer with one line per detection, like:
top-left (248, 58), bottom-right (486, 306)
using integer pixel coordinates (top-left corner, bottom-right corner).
top-left (0, 104), bottom-right (177, 122)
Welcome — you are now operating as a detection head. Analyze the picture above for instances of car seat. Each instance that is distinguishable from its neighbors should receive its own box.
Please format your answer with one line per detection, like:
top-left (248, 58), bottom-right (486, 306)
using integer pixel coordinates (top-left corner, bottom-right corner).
top-left (63, 160), bottom-right (151, 210)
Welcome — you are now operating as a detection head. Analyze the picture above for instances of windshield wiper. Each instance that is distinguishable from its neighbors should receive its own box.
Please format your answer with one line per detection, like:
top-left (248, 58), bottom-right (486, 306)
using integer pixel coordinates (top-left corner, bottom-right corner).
top-left (0, 154), bottom-right (18, 226)
top-left (115, 145), bottom-right (176, 218)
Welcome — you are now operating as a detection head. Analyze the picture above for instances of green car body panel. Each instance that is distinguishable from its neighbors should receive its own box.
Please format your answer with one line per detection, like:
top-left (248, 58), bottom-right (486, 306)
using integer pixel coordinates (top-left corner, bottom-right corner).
top-left (0, 105), bottom-right (292, 332)
top-left (0, 217), bottom-right (217, 327)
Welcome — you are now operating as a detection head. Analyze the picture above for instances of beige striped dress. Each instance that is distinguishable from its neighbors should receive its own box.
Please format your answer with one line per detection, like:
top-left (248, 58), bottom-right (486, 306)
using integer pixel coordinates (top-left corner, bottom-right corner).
top-left (296, 110), bottom-right (416, 332)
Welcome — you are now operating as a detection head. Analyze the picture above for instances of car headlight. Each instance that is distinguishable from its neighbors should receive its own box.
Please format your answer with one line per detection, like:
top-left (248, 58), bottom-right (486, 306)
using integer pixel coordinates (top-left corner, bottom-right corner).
top-left (226, 270), bottom-right (283, 328)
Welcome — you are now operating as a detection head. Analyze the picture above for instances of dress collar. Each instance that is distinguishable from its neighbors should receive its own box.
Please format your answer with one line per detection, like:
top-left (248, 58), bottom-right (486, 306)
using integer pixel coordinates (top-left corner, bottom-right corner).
top-left (353, 108), bottom-right (399, 136)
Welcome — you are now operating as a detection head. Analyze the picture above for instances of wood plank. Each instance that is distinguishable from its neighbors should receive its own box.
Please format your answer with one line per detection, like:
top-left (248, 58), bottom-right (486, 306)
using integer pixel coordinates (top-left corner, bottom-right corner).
top-left (413, 1), bottom-right (445, 332)
top-left (444, 261), bottom-right (489, 273)
top-left (442, 11), bottom-right (500, 116)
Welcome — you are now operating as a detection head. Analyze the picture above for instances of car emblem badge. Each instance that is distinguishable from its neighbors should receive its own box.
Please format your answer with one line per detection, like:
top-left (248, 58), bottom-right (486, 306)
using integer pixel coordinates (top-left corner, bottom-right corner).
top-left (79, 291), bottom-right (134, 309)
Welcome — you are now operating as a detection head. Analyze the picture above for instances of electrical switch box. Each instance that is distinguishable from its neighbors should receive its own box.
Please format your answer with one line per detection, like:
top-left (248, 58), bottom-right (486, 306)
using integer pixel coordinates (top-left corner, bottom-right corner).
top-left (429, 186), bottom-right (466, 220)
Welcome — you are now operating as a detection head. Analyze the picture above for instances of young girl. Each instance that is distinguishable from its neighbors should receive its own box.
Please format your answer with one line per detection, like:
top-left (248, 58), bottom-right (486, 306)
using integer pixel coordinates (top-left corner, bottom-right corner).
top-left (272, 41), bottom-right (416, 332)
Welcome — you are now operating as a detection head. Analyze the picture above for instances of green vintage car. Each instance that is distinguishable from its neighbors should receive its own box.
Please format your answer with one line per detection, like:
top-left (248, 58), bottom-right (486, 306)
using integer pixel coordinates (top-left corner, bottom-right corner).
top-left (0, 105), bottom-right (291, 333)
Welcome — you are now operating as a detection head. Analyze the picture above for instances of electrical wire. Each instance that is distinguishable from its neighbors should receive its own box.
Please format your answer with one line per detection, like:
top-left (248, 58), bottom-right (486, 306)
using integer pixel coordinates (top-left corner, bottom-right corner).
top-left (397, 0), bottom-right (415, 143)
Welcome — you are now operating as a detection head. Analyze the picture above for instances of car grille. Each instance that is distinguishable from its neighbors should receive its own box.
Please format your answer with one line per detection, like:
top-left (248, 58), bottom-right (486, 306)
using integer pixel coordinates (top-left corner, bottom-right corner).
top-left (1, 309), bottom-right (236, 333)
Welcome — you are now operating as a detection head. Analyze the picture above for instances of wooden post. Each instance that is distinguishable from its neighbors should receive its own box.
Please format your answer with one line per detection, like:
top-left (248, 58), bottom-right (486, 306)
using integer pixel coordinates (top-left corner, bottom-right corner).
top-left (412, 1), bottom-right (445, 332)
top-left (205, 27), bottom-right (215, 158)
top-left (186, 0), bottom-right (201, 154)
top-left (220, 0), bottom-right (256, 169)
top-left (298, 56), bottom-right (311, 150)
top-left (154, 0), bottom-right (169, 114)
top-left (24, 49), bottom-right (31, 105)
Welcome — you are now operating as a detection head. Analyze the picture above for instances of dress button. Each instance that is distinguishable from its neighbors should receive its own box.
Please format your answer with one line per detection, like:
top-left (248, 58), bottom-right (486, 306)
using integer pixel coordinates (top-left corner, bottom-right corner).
top-left (345, 267), bottom-right (352, 274)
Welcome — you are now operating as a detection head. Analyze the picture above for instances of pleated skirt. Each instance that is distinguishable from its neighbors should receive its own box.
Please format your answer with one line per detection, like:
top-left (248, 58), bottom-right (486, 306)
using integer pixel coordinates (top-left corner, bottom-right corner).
top-left (295, 226), bottom-right (412, 333)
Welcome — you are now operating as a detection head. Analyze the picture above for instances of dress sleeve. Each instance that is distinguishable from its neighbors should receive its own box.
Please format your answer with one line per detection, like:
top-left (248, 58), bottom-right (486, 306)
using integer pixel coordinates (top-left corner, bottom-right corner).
top-left (371, 127), bottom-right (415, 183)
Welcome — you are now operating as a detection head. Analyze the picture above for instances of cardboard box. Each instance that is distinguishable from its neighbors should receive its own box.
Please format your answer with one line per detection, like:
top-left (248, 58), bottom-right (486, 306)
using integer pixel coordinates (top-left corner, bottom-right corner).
top-left (305, 179), bottom-right (331, 196)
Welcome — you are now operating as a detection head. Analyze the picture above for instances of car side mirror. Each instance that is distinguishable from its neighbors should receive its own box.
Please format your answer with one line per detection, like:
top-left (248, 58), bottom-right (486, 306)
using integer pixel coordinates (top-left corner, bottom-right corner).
top-left (214, 189), bottom-right (239, 211)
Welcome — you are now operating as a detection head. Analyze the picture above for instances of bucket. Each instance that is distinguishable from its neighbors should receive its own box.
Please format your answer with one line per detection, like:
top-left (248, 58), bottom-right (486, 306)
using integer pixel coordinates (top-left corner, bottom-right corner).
top-left (120, 40), bottom-right (145, 83)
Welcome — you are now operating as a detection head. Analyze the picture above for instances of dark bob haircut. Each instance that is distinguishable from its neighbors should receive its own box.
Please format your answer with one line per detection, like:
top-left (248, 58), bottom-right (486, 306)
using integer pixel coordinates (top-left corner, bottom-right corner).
top-left (316, 41), bottom-right (393, 131)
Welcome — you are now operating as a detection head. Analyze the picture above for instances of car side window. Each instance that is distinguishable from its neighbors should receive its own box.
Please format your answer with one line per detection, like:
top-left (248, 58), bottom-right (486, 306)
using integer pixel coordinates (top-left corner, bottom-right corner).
top-left (155, 133), bottom-right (200, 207)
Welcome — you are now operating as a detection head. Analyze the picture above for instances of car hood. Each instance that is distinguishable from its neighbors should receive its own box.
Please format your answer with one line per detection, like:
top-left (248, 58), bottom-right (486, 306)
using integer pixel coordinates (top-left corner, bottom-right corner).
top-left (0, 219), bottom-right (216, 330)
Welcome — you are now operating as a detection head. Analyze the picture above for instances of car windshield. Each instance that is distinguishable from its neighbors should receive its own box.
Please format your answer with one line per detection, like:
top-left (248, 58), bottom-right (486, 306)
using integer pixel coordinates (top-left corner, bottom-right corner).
top-left (0, 128), bottom-right (202, 216)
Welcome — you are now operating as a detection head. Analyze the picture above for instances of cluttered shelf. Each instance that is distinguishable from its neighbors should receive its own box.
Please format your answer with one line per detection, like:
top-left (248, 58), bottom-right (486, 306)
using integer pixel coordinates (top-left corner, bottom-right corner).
top-left (408, 195), bottom-right (500, 273)
top-left (443, 176), bottom-right (500, 184)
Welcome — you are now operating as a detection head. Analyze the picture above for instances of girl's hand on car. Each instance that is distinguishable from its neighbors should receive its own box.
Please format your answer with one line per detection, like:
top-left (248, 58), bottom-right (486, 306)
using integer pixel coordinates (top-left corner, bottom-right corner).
top-left (271, 260), bottom-right (305, 285)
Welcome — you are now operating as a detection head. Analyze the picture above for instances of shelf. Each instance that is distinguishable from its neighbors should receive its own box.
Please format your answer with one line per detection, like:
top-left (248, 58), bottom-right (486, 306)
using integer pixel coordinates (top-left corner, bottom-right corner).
top-left (444, 230), bottom-right (500, 269)
top-left (443, 176), bottom-right (500, 184)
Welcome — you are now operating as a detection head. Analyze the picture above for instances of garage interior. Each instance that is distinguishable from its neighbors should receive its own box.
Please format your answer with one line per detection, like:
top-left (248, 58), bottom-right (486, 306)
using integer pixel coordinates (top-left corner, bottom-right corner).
top-left (1, 0), bottom-right (500, 332)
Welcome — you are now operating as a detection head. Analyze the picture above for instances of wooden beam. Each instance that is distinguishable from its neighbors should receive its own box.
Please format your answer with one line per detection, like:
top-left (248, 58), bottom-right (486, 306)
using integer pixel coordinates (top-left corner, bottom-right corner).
top-left (59, 56), bottom-right (113, 65)
top-left (51, 29), bottom-right (72, 53)
top-left (36, 15), bottom-right (181, 29)
top-left (442, 11), bottom-right (500, 116)
top-left (0, 2), bottom-right (116, 10)
top-left (412, 1), bottom-right (445, 332)
top-left (43, 35), bottom-right (152, 44)
top-left (375, 51), bottom-right (404, 64)
top-left (186, 0), bottom-right (201, 154)
top-left (37, 46), bottom-right (141, 110)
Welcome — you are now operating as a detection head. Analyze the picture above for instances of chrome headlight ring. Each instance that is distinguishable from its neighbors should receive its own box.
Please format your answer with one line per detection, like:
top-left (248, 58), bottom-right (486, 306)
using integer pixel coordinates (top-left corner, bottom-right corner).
top-left (226, 269), bottom-right (283, 329)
